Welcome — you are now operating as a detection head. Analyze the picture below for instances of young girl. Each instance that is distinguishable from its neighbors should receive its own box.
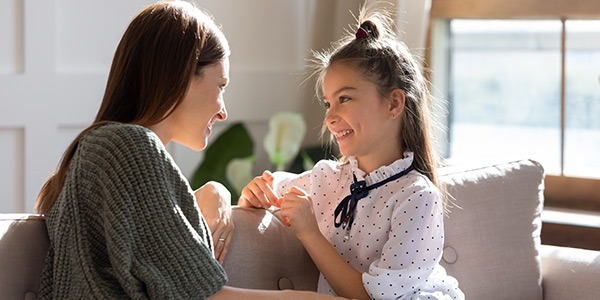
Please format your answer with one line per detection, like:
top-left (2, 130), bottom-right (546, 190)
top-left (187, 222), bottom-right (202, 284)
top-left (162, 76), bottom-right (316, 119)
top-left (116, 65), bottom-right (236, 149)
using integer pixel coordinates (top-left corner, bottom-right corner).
top-left (239, 6), bottom-right (464, 300)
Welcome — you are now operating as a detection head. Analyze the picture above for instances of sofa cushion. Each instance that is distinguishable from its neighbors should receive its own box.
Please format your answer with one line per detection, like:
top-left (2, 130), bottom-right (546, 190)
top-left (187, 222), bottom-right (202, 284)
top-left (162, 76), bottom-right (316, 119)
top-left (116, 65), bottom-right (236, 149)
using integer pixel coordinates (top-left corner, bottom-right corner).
top-left (0, 214), bottom-right (49, 300)
top-left (541, 244), bottom-right (600, 300)
top-left (439, 159), bottom-right (544, 300)
top-left (222, 207), bottom-right (319, 291)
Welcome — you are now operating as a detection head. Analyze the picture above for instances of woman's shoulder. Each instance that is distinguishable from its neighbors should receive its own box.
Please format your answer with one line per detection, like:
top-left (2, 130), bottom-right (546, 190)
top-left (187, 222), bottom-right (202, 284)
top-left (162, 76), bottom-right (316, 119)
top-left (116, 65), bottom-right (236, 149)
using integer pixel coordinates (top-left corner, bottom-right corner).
top-left (77, 123), bottom-right (167, 168)
top-left (86, 122), bottom-right (154, 141)
top-left (82, 123), bottom-right (161, 150)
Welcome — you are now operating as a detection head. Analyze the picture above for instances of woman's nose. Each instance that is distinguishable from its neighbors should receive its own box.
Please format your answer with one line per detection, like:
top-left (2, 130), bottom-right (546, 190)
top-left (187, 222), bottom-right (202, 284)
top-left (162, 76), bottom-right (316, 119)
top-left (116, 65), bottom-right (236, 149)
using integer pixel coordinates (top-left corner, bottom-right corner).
top-left (216, 105), bottom-right (227, 121)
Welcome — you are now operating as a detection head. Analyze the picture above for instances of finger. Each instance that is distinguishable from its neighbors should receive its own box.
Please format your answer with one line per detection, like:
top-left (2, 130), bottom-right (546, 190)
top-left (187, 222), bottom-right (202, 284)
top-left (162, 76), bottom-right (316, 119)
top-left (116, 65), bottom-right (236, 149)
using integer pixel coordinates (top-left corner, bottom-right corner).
top-left (217, 225), bottom-right (234, 264)
top-left (211, 213), bottom-right (228, 238)
top-left (247, 183), bottom-right (272, 208)
top-left (215, 235), bottom-right (223, 256)
top-left (240, 184), bottom-right (265, 208)
top-left (214, 216), bottom-right (233, 262)
top-left (279, 209), bottom-right (292, 227)
top-left (288, 185), bottom-right (307, 196)
top-left (253, 176), bottom-right (279, 207)
top-left (261, 170), bottom-right (274, 186)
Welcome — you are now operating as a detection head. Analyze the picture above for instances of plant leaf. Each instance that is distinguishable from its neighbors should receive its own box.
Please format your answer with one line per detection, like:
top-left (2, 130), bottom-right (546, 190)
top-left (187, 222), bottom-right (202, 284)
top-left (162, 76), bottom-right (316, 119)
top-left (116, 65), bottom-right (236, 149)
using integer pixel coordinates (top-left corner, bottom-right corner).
top-left (190, 123), bottom-right (254, 203)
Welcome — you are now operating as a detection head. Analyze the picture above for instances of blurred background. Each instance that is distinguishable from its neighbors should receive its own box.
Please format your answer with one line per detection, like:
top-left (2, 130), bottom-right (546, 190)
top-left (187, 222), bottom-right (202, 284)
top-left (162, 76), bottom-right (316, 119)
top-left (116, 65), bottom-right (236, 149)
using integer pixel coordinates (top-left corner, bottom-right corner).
top-left (0, 0), bottom-right (431, 212)
top-left (1, 1), bottom-right (599, 251)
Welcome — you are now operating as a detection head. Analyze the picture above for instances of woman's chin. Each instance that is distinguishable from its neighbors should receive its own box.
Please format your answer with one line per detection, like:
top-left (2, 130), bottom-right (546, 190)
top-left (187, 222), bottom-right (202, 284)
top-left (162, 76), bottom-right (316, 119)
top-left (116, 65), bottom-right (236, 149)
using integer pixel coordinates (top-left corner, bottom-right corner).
top-left (185, 139), bottom-right (207, 152)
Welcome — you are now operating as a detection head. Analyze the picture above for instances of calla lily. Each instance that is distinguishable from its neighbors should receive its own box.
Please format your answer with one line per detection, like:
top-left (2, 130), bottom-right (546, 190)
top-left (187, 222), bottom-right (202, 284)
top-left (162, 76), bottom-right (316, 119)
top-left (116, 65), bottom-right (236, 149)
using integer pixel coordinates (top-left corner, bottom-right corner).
top-left (225, 156), bottom-right (255, 196)
top-left (264, 112), bottom-right (306, 171)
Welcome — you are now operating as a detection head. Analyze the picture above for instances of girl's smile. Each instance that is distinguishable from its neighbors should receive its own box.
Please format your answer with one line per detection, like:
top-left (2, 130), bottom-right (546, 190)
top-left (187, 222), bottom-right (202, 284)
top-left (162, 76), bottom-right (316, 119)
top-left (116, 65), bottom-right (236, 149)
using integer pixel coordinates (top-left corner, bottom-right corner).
top-left (332, 129), bottom-right (354, 141)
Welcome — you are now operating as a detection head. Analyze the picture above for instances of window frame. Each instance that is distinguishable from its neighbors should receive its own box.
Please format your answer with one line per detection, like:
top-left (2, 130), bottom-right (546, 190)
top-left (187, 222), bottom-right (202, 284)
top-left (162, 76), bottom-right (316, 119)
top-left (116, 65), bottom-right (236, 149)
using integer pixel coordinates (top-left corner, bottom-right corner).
top-left (428, 0), bottom-right (600, 211)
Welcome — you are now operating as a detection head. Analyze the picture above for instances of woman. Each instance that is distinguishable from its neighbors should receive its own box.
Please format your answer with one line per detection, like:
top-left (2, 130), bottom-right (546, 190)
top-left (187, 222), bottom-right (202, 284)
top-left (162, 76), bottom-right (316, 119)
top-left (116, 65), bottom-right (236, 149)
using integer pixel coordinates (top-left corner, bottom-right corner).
top-left (36, 1), bottom-right (346, 299)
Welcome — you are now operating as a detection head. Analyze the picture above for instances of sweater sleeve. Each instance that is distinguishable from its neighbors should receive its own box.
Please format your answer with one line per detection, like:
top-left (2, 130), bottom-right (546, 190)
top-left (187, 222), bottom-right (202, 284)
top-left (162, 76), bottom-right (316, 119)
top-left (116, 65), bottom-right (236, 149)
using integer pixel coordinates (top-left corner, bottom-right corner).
top-left (74, 124), bottom-right (226, 299)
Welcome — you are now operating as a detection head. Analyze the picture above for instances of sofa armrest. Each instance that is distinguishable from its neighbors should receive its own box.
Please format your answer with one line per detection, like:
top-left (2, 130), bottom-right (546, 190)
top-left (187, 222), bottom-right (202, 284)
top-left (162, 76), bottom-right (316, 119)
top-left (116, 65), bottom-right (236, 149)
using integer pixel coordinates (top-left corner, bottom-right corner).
top-left (541, 244), bottom-right (600, 300)
top-left (222, 207), bottom-right (319, 291)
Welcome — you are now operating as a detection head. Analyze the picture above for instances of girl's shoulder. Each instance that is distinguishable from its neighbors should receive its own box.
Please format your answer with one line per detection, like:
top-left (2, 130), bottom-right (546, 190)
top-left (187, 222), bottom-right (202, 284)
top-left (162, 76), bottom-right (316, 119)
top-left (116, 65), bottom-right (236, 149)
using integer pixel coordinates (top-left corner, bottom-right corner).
top-left (402, 171), bottom-right (439, 196)
top-left (311, 158), bottom-right (348, 174)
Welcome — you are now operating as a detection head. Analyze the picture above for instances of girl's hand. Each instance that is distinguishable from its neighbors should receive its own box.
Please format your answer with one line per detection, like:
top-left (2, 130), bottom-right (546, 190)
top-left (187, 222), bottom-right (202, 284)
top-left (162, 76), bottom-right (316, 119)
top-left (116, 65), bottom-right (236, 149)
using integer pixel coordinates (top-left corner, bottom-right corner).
top-left (238, 171), bottom-right (279, 209)
top-left (195, 181), bottom-right (234, 264)
top-left (279, 186), bottom-right (320, 239)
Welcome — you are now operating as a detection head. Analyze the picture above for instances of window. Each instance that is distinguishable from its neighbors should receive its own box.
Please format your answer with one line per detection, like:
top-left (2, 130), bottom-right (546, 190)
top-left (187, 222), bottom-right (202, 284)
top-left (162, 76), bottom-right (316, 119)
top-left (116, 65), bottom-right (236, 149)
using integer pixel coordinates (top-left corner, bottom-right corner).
top-left (431, 19), bottom-right (600, 178)
top-left (429, 0), bottom-right (600, 210)
top-left (564, 20), bottom-right (600, 178)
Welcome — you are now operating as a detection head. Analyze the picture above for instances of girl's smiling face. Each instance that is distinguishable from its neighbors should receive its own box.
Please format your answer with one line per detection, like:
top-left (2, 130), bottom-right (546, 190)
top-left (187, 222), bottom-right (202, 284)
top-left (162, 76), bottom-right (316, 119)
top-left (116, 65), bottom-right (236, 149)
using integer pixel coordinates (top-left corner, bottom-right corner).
top-left (322, 63), bottom-right (404, 172)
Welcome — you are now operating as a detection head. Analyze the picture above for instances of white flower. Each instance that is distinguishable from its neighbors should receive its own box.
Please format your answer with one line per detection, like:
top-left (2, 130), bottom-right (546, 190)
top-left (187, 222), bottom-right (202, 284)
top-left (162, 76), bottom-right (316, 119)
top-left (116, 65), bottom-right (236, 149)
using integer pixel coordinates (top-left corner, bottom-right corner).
top-left (225, 156), bottom-right (255, 195)
top-left (264, 112), bottom-right (306, 170)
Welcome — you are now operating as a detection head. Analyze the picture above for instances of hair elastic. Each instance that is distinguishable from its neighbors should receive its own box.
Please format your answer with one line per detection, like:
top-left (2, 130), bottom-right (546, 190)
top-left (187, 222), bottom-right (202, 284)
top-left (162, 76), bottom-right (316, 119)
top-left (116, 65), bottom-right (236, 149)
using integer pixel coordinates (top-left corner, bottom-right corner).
top-left (355, 27), bottom-right (368, 39)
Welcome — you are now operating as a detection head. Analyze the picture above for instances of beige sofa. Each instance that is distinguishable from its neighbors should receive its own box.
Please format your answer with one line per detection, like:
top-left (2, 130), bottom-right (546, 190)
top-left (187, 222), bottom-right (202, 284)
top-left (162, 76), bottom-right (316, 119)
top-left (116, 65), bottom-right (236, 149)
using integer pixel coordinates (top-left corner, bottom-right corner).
top-left (2, 159), bottom-right (599, 299)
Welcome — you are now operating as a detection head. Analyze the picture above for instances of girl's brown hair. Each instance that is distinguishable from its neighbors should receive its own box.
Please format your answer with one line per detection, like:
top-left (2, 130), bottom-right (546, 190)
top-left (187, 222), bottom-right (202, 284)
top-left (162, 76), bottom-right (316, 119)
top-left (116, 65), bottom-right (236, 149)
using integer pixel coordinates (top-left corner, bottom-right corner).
top-left (35, 0), bottom-right (229, 214)
top-left (310, 4), bottom-right (445, 199)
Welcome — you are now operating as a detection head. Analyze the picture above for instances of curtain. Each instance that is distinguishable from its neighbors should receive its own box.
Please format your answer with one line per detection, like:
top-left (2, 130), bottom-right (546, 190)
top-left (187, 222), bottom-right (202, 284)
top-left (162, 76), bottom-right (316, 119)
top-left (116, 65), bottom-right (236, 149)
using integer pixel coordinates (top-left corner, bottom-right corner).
top-left (395, 0), bottom-right (432, 59)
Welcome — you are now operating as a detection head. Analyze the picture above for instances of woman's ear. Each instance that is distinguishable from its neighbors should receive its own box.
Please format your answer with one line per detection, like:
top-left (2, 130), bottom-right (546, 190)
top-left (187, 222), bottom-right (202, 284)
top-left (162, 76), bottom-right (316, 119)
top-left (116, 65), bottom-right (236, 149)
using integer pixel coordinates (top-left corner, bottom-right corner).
top-left (388, 89), bottom-right (405, 119)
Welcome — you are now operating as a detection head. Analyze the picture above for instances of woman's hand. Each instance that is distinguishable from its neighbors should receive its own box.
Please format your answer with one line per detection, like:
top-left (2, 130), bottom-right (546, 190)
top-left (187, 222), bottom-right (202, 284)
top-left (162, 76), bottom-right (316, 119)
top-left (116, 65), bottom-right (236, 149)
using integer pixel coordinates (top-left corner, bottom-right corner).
top-left (238, 171), bottom-right (280, 209)
top-left (195, 181), bottom-right (234, 264)
top-left (279, 186), bottom-right (320, 239)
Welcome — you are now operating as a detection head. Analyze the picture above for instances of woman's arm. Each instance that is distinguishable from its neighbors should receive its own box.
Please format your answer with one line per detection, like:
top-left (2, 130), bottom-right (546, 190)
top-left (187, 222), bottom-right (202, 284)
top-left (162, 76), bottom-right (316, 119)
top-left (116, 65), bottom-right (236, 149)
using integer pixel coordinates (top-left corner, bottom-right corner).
top-left (207, 286), bottom-right (352, 300)
top-left (280, 186), bottom-right (371, 300)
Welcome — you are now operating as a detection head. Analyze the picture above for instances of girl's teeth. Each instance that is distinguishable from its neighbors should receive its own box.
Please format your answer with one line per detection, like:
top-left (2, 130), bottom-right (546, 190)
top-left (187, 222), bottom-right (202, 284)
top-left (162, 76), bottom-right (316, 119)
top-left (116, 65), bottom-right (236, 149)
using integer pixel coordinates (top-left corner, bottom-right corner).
top-left (336, 130), bottom-right (352, 137)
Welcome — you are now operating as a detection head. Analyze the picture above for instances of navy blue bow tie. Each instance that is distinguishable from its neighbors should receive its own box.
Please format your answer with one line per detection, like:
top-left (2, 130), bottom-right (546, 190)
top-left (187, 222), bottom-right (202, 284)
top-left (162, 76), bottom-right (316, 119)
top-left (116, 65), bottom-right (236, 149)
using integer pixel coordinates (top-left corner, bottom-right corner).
top-left (334, 165), bottom-right (414, 231)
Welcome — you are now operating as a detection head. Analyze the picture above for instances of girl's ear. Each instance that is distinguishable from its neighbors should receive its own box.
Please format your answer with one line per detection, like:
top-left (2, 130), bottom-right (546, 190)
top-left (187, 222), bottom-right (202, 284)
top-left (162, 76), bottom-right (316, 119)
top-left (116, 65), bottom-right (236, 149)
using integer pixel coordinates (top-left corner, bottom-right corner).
top-left (388, 89), bottom-right (405, 119)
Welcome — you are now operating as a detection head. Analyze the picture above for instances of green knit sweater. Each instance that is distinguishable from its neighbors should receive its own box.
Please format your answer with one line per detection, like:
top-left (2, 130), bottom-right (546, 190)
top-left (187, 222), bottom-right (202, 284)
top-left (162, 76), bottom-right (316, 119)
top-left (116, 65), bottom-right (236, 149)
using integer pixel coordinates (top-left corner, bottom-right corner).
top-left (39, 123), bottom-right (227, 299)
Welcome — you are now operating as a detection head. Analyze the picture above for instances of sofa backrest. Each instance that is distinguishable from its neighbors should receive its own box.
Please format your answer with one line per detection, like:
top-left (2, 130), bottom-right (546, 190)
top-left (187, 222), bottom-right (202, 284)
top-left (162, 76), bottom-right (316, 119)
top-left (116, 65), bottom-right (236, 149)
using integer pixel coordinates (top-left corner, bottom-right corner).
top-left (439, 159), bottom-right (545, 299)
top-left (224, 159), bottom-right (546, 299)
top-left (0, 214), bottom-right (49, 300)
top-left (0, 159), bottom-right (545, 299)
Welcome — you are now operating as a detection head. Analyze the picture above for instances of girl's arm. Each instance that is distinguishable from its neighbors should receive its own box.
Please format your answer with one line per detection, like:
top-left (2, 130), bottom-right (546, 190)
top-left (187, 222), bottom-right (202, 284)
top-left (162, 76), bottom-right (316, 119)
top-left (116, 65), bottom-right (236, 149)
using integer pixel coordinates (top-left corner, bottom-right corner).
top-left (280, 186), bottom-right (371, 300)
top-left (298, 231), bottom-right (371, 300)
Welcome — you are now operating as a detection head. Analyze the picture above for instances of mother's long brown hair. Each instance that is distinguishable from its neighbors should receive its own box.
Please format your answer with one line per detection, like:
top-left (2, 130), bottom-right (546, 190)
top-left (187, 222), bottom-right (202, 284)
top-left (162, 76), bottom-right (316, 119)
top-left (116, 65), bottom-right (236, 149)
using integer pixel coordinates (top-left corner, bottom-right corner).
top-left (35, 1), bottom-right (229, 214)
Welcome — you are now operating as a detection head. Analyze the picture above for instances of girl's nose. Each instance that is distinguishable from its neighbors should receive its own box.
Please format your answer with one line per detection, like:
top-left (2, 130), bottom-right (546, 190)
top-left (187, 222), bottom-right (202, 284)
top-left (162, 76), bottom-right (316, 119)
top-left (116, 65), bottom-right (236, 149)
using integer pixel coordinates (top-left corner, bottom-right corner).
top-left (325, 110), bottom-right (337, 125)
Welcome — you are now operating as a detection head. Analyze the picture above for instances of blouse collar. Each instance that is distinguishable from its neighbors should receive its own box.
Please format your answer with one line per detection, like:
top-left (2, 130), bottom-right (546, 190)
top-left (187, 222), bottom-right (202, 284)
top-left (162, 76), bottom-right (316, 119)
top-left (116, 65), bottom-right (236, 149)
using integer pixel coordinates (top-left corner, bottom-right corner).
top-left (348, 152), bottom-right (414, 185)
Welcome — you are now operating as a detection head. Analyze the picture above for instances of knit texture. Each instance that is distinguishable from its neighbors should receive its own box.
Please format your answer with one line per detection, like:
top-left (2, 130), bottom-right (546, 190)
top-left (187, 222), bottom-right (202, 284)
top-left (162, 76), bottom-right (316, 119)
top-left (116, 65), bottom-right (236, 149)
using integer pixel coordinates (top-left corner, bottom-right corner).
top-left (39, 123), bottom-right (227, 299)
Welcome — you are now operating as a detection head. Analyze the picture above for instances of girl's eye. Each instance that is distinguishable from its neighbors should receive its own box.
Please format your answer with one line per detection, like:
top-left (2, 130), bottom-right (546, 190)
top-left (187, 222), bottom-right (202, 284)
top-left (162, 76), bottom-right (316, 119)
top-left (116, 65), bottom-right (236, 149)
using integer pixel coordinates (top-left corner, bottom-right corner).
top-left (339, 96), bottom-right (351, 103)
top-left (323, 101), bottom-right (331, 109)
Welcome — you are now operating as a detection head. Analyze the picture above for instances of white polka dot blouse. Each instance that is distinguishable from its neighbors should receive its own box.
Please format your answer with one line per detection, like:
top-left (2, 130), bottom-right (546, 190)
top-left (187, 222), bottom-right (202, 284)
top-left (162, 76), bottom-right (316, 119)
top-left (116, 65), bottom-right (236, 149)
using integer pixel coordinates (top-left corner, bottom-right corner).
top-left (273, 152), bottom-right (464, 300)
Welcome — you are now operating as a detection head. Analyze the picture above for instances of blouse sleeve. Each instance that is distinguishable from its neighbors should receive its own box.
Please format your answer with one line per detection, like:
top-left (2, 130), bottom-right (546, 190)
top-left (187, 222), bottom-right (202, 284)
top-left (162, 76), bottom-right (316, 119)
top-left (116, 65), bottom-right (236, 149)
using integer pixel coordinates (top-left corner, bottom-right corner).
top-left (75, 125), bottom-right (226, 299)
top-left (272, 169), bottom-right (312, 197)
top-left (361, 174), bottom-right (445, 299)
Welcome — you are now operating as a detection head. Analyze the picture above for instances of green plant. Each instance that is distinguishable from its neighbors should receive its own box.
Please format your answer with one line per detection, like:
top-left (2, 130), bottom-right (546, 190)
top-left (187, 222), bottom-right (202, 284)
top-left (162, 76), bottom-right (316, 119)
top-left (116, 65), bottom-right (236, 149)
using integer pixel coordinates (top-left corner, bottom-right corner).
top-left (191, 112), bottom-right (310, 204)
top-left (190, 123), bottom-right (253, 203)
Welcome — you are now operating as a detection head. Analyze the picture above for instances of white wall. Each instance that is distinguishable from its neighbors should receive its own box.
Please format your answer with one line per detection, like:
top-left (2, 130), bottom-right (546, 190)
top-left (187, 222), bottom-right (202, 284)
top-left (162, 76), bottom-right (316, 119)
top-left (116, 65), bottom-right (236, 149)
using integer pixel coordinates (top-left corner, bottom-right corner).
top-left (0, 0), bottom-right (429, 213)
